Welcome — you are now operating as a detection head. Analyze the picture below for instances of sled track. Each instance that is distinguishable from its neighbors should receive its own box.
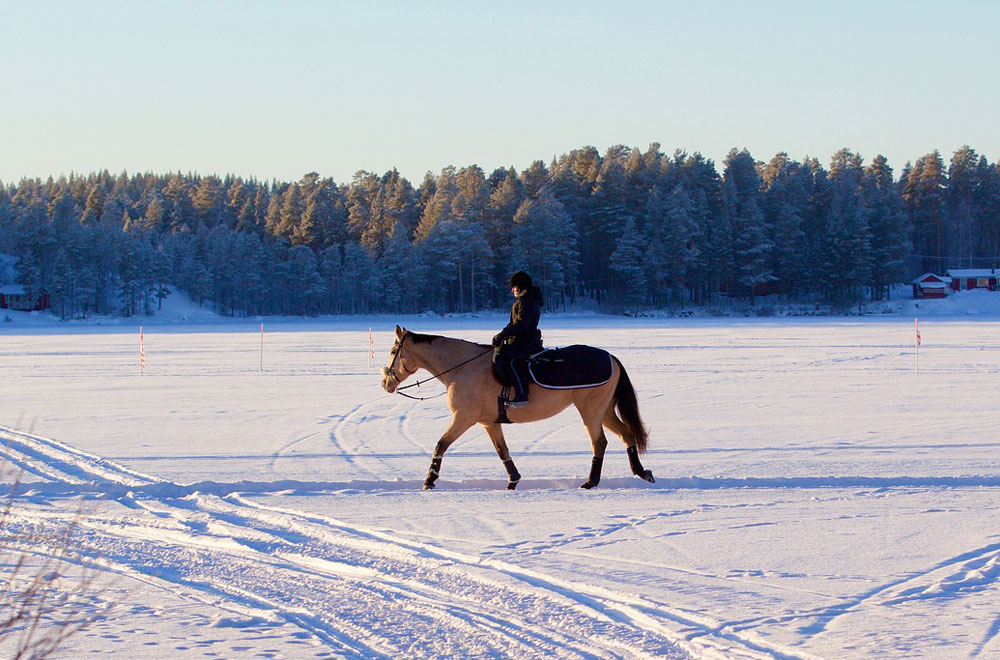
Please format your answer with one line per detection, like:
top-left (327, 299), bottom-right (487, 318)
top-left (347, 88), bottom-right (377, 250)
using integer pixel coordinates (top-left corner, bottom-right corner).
top-left (2, 423), bottom-right (791, 660)
top-left (8, 422), bottom-right (986, 660)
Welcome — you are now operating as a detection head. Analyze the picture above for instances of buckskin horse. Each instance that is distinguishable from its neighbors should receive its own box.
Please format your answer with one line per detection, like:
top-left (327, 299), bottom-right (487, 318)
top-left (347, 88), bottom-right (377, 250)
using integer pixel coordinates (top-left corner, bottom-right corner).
top-left (380, 325), bottom-right (654, 490)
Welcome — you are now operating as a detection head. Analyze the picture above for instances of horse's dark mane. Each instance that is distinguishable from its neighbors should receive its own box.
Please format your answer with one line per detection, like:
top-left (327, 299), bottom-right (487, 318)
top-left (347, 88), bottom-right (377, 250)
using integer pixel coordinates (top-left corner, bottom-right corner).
top-left (407, 331), bottom-right (439, 344)
top-left (407, 331), bottom-right (490, 350)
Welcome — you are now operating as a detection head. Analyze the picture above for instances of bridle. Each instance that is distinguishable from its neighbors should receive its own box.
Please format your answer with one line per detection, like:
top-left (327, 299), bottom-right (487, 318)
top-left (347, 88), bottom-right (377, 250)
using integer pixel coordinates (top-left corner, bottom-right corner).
top-left (383, 330), bottom-right (493, 401)
top-left (383, 331), bottom-right (417, 388)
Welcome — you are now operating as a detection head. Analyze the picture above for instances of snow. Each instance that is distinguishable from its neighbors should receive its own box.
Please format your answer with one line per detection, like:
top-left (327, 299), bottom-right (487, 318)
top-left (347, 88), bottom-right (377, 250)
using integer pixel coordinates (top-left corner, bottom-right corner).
top-left (3, 291), bottom-right (1000, 659)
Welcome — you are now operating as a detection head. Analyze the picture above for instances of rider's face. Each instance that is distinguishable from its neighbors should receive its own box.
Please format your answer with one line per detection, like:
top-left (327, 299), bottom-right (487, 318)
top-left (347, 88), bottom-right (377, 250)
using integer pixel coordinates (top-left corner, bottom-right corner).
top-left (511, 286), bottom-right (521, 297)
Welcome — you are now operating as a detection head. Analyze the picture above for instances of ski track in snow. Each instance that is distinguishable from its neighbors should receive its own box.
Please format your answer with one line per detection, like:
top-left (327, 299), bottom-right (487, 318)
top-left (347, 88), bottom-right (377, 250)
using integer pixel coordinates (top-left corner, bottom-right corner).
top-left (397, 398), bottom-right (435, 456)
top-left (21, 421), bottom-right (966, 659)
top-left (319, 395), bottom-right (417, 480)
top-left (1, 424), bottom-right (768, 660)
top-left (5, 420), bottom-right (1000, 659)
top-left (521, 418), bottom-right (580, 455)
top-left (773, 542), bottom-right (1000, 641)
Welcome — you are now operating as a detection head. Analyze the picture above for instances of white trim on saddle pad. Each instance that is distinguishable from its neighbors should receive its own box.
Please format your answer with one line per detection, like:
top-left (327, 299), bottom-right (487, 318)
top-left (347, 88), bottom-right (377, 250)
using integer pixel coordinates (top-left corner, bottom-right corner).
top-left (528, 347), bottom-right (615, 390)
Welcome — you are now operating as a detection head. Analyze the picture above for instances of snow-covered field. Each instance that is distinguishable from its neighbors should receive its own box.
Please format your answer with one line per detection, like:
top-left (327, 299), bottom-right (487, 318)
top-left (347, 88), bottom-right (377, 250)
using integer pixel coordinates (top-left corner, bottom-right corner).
top-left (3, 294), bottom-right (1000, 659)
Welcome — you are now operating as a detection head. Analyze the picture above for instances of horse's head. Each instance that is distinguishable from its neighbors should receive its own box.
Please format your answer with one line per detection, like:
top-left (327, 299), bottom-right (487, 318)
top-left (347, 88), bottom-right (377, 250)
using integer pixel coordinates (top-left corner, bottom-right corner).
top-left (381, 325), bottom-right (416, 393)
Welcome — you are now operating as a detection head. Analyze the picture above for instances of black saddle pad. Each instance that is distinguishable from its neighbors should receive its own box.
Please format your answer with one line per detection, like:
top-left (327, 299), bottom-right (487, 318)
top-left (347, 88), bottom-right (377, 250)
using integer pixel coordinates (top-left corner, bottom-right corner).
top-left (528, 345), bottom-right (614, 389)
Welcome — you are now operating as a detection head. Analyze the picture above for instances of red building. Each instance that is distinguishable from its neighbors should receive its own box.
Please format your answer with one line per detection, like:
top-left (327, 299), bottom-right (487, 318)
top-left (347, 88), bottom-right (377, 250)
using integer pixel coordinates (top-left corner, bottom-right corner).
top-left (911, 273), bottom-right (950, 299)
top-left (945, 269), bottom-right (998, 292)
top-left (0, 285), bottom-right (51, 311)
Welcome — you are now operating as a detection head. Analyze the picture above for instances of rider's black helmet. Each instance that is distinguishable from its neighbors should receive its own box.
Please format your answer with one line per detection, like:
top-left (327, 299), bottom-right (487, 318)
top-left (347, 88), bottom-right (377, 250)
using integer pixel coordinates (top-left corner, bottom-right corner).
top-left (508, 271), bottom-right (533, 290)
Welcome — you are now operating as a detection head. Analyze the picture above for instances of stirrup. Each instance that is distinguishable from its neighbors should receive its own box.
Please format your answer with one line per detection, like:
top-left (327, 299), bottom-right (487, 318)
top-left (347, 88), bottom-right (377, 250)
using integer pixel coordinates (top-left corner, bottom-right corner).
top-left (506, 388), bottom-right (529, 408)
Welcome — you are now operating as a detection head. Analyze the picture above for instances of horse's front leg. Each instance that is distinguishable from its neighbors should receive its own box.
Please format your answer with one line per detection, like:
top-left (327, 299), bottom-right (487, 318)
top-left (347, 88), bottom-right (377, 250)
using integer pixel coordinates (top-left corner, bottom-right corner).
top-left (482, 423), bottom-right (520, 490)
top-left (423, 414), bottom-right (476, 490)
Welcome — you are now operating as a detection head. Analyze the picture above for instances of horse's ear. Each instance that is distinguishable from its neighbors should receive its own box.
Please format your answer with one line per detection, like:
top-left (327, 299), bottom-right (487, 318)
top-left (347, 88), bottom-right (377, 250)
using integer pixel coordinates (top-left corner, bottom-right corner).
top-left (395, 325), bottom-right (404, 337)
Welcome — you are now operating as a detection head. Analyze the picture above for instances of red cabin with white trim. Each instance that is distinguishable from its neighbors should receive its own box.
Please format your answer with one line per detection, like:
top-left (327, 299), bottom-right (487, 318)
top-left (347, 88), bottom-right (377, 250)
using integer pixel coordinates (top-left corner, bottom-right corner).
top-left (911, 273), bottom-right (950, 299)
top-left (0, 285), bottom-right (51, 311)
top-left (945, 269), bottom-right (998, 292)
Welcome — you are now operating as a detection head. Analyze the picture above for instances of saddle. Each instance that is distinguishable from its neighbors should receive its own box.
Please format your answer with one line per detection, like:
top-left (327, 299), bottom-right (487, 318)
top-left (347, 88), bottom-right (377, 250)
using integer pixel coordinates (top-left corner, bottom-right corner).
top-left (492, 345), bottom-right (614, 390)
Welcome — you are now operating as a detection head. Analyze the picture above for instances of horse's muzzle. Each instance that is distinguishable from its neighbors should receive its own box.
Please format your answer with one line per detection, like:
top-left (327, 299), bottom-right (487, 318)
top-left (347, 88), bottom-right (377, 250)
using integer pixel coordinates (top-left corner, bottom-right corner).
top-left (380, 367), bottom-right (397, 393)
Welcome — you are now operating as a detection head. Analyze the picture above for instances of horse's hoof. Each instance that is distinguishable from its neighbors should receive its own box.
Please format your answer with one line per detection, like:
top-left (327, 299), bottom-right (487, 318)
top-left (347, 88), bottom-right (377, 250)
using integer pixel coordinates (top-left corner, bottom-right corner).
top-left (423, 482), bottom-right (436, 490)
top-left (580, 481), bottom-right (597, 490)
top-left (506, 480), bottom-right (519, 491)
top-left (641, 470), bottom-right (655, 483)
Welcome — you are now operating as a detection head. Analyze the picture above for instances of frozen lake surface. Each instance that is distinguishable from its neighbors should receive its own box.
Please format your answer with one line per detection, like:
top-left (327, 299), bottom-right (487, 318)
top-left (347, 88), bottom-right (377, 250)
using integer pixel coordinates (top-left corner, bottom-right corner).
top-left (3, 307), bottom-right (1000, 659)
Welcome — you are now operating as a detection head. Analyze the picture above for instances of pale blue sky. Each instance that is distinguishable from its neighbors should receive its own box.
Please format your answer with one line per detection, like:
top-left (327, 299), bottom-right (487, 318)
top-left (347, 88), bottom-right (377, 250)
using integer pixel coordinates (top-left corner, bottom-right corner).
top-left (1, 0), bottom-right (997, 184)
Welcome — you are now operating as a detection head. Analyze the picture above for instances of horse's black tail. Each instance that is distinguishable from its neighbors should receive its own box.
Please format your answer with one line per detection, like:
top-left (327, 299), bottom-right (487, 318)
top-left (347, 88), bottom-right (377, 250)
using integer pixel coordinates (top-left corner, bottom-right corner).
top-left (613, 357), bottom-right (649, 454)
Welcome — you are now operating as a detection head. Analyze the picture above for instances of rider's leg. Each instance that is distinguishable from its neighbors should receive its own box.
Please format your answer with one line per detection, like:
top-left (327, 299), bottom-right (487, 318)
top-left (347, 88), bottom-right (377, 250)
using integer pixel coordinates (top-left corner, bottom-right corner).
top-left (507, 357), bottom-right (530, 406)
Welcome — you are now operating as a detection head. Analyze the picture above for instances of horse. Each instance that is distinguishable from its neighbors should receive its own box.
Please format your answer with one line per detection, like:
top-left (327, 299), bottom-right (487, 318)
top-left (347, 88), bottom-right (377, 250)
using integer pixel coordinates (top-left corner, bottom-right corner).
top-left (380, 325), bottom-right (654, 490)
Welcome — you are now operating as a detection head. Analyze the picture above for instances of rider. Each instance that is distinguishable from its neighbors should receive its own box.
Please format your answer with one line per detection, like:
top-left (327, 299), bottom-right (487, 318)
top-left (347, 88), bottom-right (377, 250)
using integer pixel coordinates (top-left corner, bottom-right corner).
top-left (492, 271), bottom-right (544, 407)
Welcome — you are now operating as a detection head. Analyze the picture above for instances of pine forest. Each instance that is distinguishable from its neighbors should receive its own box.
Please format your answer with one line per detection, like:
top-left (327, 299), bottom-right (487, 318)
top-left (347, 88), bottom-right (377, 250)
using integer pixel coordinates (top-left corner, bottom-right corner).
top-left (2, 144), bottom-right (999, 319)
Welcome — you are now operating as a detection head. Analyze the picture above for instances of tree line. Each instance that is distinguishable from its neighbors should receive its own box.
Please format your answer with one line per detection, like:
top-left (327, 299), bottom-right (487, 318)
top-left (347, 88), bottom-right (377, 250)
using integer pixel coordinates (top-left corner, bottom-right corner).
top-left (1, 144), bottom-right (998, 319)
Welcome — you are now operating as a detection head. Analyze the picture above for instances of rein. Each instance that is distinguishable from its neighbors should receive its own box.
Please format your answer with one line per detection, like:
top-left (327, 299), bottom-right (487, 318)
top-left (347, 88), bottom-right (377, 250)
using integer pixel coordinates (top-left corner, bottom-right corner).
top-left (392, 336), bottom-right (493, 401)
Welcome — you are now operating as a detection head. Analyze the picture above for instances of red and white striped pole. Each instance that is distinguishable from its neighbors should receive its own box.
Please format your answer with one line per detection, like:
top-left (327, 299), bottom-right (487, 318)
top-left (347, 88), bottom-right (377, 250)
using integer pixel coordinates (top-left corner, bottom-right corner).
top-left (368, 328), bottom-right (375, 368)
top-left (139, 326), bottom-right (146, 375)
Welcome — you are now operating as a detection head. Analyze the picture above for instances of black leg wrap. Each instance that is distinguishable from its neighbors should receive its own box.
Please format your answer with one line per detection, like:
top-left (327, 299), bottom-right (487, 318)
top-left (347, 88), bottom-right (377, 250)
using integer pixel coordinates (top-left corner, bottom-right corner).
top-left (581, 455), bottom-right (604, 489)
top-left (626, 446), bottom-right (643, 474)
top-left (627, 446), bottom-right (655, 483)
top-left (424, 456), bottom-right (442, 490)
top-left (503, 459), bottom-right (521, 490)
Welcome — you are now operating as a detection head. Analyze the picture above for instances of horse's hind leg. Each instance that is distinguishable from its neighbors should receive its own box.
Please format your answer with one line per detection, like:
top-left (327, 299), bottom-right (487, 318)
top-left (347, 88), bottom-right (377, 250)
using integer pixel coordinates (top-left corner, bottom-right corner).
top-left (604, 406), bottom-right (654, 483)
top-left (424, 414), bottom-right (475, 490)
top-left (580, 424), bottom-right (608, 489)
top-left (482, 423), bottom-right (521, 490)
top-left (575, 388), bottom-right (614, 489)
top-left (576, 402), bottom-right (609, 489)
